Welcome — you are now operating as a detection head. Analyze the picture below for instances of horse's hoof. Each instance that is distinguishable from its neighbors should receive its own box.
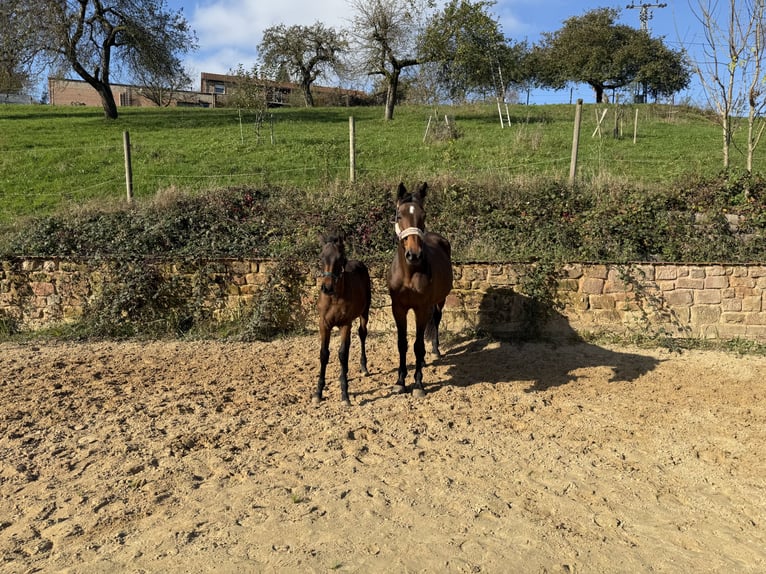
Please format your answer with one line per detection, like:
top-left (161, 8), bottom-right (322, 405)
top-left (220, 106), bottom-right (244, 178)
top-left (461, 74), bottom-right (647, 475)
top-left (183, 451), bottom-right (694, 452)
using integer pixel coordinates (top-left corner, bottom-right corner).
top-left (342, 399), bottom-right (352, 407)
top-left (412, 388), bottom-right (426, 399)
top-left (311, 394), bottom-right (322, 405)
top-left (360, 368), bottom-right (370, 377)
top-left (393, 384), bottom-right (408, 394)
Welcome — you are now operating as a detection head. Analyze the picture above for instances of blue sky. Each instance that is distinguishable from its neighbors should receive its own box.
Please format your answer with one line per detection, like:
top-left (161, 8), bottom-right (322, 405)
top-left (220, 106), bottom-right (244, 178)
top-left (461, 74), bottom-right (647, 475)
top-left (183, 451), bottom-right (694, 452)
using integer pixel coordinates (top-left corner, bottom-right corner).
top-left (165, 0), bottom-right (709, 105)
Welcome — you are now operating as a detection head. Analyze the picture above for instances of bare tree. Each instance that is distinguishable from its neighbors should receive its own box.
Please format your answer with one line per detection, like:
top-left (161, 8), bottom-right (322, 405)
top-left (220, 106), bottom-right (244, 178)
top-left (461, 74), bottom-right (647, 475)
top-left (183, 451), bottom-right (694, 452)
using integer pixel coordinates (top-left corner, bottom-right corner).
top-left (744, 0), bottom-right (766, 173)
top-left (34, 0), bottom-right (196, 119)
top-left (134, 60), bottom-right (193, 107)
top-left (692, 0), bottom-right (762, 169)
top-left (348, 0), bottom-right (430, 120)
top-left (258, 23), bottom-right (347, 107)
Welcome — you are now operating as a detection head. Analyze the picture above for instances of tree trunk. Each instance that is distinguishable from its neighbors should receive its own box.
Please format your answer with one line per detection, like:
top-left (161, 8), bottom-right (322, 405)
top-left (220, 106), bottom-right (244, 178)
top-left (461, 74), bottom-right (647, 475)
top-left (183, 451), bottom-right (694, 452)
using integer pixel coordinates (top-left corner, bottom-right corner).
top-left (385, 71), bottom-right (399, 121)
top-left (594, 85), bottom-right (605, 104)
top-left (723, 115), bottom-right (730, 169)
top-left (95, 82), bottom-right (119, 120)
top-left (302, 81), bottom-right (314, 107)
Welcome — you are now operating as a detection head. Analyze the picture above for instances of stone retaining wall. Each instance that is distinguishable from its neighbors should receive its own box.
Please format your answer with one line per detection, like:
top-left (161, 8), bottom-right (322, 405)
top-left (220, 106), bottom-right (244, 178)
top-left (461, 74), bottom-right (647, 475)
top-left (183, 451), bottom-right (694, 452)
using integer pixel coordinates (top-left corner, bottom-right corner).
top-left (1, 258), bottom-right (765, 341)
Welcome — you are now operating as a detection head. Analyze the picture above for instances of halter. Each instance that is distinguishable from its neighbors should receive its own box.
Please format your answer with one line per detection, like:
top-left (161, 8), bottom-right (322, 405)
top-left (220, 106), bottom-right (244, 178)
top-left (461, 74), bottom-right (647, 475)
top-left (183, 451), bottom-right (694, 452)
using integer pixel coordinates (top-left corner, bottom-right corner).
top-left (395, 222), bottom-right (426, 241)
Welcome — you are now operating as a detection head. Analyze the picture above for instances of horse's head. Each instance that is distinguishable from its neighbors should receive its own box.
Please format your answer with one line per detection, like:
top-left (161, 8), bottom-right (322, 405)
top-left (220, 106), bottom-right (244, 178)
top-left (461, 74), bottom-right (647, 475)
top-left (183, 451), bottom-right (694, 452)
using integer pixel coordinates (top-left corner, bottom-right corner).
top-left (319, 233), bottom-right (347, 295)
top-left (395, 182), bottom-right (428, 264)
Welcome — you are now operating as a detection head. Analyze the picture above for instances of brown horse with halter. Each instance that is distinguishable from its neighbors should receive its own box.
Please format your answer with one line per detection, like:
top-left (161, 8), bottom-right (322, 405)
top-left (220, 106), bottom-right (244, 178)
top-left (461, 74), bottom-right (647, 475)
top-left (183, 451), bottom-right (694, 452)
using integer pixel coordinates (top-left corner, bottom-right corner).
top-left (388, 182), bottom-right (453, 397)
top-left (314, 233), bottom-right (371, 406)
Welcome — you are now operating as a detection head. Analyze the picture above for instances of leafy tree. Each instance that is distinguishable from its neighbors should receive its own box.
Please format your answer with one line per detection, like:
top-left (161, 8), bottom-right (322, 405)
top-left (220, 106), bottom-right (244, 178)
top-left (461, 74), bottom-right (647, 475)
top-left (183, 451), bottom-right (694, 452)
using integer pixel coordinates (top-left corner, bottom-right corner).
top-left (536, 7), bottom-right (690, 103)
top-left (227, 63), bottom-right (267, 111)
top-left (0, 0), bottom-right (40, 93)
top-left (635, 39), bottom-right (692, 101)
top-left (348, 0), bottom-right (431, 120)
top-left (258, 22), bottom-right (347, 107)
top-left (419, 0), bottom-right (508, 102)
top-left (33, 0), bottom-right (196, 119)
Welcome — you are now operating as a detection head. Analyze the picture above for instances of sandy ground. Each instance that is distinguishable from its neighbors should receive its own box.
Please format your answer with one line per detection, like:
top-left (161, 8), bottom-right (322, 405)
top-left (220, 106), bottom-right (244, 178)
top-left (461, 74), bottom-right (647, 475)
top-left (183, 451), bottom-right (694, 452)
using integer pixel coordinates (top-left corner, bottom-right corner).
top-left (1, 332), bottom-right (765, 573)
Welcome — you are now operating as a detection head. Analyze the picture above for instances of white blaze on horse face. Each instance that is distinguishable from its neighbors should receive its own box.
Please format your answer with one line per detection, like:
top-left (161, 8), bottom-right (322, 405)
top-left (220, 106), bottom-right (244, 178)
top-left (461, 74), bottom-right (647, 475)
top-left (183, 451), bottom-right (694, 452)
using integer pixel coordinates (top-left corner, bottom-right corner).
top-left (409, 205), bottom-right (415, 215)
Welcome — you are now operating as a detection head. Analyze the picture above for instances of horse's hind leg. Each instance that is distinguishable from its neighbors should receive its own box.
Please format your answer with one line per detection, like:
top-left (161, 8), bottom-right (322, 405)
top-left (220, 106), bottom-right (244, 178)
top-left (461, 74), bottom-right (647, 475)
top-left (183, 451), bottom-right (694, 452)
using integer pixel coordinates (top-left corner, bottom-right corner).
top-left (338, 324), bottom-right (353, 406)
top-left (426, 302), bottom-right (445, 358)
top-left (313, 324), bottom-right (331, 404)
top-left (358, 313), bottom-right (369, 376)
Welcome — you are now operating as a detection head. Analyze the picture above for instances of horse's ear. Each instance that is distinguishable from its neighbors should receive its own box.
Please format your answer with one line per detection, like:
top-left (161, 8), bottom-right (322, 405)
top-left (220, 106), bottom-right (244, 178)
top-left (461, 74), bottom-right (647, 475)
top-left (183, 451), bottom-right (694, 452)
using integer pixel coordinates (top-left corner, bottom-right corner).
top-left (396, 182), bottom-right (408, 203)
top-left (415, 181), bottom-right (428, 201)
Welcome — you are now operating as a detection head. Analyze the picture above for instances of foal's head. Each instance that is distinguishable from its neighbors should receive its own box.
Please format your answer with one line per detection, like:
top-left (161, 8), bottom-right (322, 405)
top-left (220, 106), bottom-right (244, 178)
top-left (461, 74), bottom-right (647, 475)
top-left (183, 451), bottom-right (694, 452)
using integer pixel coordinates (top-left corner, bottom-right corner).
top-left (395, 182), bottom-right (428, 264)
top-left (319, 234), bottom-right (347, 295)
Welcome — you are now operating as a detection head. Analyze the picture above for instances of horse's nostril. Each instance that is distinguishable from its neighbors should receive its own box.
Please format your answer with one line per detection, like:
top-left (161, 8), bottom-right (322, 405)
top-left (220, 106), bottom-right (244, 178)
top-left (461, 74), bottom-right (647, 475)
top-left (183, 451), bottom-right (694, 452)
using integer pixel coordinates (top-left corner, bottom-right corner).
top-left (406, 250), bottom-right (420, 263)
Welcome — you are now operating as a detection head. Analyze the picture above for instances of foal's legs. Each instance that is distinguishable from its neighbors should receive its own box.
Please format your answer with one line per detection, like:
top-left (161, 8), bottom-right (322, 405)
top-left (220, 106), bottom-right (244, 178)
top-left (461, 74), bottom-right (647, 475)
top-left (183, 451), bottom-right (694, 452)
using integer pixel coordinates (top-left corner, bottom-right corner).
top-left (313, 323), bottom-right (331, 404)
top-left (358, 312), bottom-right (369, 376)
top-left (337, 323), bottom-right (353, 406)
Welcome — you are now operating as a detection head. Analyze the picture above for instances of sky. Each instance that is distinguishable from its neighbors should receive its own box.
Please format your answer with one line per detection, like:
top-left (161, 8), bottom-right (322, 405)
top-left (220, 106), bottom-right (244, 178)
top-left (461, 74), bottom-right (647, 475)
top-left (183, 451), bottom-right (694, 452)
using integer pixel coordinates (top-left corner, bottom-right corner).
top-left (164, 0), bottom-right (709, 105)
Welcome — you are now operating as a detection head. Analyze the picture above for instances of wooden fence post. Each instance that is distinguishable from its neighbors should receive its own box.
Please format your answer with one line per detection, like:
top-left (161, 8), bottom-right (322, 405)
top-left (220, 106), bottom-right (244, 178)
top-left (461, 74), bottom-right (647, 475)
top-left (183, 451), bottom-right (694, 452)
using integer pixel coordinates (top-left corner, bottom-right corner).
top-left (123, 131), bottom-right (133, 203)
top-left (349, 116), bottom-right (356, 183)
top-left (569, 99), bottom-right (583, 187)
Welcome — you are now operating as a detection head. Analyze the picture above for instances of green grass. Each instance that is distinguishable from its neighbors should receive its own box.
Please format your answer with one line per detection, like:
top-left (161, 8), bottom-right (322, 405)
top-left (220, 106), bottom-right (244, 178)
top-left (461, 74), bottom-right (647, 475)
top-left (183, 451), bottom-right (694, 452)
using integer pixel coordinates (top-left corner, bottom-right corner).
top-left (1, 101), bottom-right (759, 228)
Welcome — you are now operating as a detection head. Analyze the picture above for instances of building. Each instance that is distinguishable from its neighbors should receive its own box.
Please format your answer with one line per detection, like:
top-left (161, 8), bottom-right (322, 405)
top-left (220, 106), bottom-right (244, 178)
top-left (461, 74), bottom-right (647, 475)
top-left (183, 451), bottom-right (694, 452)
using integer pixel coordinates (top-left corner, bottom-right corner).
top-left (48, 77), bottom-right (215, 108)
top-left (48, 74), bottom-right (367, 108)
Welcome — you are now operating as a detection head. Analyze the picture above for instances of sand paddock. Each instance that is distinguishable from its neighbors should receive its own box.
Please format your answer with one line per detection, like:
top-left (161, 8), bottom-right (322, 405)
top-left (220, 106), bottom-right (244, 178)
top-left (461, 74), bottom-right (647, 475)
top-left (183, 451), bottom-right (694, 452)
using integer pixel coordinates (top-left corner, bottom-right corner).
top-left (1, 334), bottom-right (765, 573)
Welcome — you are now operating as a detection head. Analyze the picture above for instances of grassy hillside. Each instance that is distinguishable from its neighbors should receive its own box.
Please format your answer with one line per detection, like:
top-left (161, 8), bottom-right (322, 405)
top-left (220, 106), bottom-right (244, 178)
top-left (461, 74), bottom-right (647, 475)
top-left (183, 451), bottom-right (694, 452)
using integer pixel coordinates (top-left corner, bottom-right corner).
top-left (2, 102), bottom-right (765, 341)
top-left (0, 101), bottom-right (758, 227)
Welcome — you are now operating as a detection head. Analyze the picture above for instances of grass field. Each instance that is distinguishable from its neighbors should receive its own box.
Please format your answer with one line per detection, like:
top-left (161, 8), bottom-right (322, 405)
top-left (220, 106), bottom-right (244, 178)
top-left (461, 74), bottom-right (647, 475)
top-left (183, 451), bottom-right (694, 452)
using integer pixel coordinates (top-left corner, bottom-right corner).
top-left (1, 101), bottom-right (757, 228)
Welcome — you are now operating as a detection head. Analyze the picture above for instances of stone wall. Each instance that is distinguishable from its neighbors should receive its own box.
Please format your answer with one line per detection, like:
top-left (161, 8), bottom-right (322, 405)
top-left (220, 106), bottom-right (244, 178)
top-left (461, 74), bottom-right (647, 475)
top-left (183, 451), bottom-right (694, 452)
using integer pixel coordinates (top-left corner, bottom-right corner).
top-left (1, 257), bottom-right (765, 341)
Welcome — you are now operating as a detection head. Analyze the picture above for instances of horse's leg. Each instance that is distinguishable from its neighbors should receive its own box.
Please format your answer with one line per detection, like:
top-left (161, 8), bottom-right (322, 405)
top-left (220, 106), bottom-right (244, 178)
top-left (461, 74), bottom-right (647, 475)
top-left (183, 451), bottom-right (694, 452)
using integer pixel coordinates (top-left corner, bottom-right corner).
top-left (412, 311), bottom-right (428, 398)
top-left (358, 312), bottom-right (369, 376)
top-left (313, 323), bottom-right (331, 404)
top-left (392, 304), bottom-right (409, 394)
top-left (430, 301), bottom-right (445, 357)
top-left (337, 323), bottom-right (352, 406)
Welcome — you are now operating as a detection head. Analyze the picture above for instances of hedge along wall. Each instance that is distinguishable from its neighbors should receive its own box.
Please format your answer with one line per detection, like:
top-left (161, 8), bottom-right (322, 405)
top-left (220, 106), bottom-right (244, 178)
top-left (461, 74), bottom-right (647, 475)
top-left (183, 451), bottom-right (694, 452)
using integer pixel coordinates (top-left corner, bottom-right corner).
top-left (1, 257), bottom-right (765, 341)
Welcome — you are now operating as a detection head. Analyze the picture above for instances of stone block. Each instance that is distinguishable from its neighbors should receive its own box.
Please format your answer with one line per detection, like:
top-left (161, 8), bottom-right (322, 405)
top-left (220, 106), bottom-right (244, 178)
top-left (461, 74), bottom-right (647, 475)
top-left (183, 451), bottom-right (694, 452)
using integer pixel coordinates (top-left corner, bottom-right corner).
top-left (655, 266), bottom-right (678, 280)
top-left (689, 267), bottom-right (705, 279)
top-left (677, 277), bottom-right (704, 289)
top-left (703, 276), bottom-right (728, 289)
top-left (589, 295), bottom-right (615, 310)
top-left (581, 277), bottom-right (605, 294)
top-left (585, 265), bottom-right (609, 279)
top-left (742, 296), bottom-right (762, 312)
top-left (745, 312), bottom-right (766, 325)
top-left (691, 305), bottom-right (721, 324)
top-left (695, 290), bottom-right (722, 305)
top-left (664, 289), bottom-right (693, 306)
top-left (704, 265), bottom-right (726, 276)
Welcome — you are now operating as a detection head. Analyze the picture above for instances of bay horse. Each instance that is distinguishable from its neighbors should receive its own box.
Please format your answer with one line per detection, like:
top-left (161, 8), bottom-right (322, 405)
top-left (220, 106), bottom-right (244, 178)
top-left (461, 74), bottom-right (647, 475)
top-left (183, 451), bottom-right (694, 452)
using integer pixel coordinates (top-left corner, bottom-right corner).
top-left (388, 182), bottom-right (453, 397)
top-left (313, 233), bottom-right (371, 406)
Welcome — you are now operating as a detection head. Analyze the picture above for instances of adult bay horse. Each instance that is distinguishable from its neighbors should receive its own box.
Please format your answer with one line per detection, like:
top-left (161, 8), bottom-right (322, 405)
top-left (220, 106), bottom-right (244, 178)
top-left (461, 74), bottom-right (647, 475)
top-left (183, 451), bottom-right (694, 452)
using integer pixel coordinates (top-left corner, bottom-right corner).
top-left (314, 233), bottom-right (371, 406)
top-left (389, 182), bottom-right (453, 397)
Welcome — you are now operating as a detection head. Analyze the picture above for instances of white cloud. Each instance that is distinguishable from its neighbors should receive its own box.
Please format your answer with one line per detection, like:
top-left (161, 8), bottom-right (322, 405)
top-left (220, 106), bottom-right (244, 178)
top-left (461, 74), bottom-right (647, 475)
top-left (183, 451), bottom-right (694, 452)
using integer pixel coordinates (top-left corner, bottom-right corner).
top-left (187, 0), bottom-right (353, 74)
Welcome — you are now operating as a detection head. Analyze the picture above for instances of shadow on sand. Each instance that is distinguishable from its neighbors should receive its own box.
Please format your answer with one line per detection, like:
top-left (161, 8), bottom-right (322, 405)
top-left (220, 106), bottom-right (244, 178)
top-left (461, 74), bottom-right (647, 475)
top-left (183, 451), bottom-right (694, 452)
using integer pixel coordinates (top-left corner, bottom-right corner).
top-left (430, 286), bottom-right (663, 393)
